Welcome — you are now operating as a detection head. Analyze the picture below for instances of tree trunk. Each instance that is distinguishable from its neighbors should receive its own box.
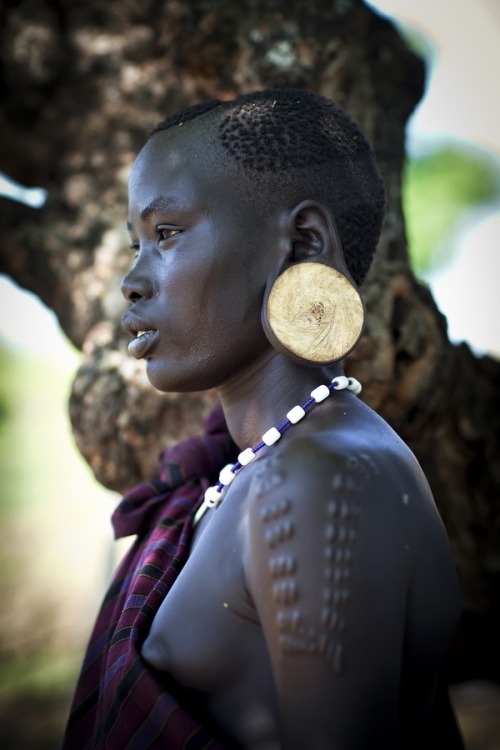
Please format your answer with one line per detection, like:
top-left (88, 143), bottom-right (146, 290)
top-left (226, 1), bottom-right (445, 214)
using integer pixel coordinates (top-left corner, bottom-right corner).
top-left (1, 0), bottom-right (498, 681)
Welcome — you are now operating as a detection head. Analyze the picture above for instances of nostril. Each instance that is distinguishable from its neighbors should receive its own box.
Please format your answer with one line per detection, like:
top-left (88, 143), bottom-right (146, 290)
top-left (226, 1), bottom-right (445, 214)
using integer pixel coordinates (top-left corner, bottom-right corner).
top-left (121, 272), bottom-right (153, 303)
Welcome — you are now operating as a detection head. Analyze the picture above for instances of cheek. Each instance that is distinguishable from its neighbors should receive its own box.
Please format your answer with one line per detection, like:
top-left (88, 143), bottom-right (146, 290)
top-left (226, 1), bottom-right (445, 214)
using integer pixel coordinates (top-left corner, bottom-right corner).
top-left (227, 244), bottom-right (268, 309)
top-left (217, 274), bottom-right (263, 336)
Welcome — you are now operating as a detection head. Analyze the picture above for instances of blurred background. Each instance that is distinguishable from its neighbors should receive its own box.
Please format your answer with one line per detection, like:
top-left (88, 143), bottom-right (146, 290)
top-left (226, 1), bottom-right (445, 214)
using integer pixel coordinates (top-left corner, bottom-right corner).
top-left (0, 0), bottom-right (499, 747)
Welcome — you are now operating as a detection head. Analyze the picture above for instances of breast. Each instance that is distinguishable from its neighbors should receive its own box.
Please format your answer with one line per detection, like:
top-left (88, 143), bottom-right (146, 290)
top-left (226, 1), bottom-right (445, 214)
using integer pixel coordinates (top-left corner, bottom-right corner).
top-left (141, 493), bottom-right (280, 745)
top-left (141, 486), bottom-right (272, 683)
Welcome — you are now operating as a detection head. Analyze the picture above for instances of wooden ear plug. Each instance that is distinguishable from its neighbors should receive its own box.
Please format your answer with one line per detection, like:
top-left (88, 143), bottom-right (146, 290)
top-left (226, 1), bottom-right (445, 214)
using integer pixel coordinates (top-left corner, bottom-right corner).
top-left (263, 263), bottom-right (365, 364)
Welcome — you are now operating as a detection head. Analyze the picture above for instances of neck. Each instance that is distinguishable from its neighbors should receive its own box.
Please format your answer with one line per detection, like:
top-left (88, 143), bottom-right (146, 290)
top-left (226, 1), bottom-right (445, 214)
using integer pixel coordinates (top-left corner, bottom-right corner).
top-left (216, 350), bottom-right (344, 449)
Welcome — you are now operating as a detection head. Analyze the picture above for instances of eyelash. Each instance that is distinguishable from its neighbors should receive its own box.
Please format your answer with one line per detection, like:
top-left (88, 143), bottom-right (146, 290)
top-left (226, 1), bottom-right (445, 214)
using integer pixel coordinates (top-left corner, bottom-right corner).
top-left (157, 225), bottom-right (181, 242)
top-left (129, 226), bottom-right (180, 257)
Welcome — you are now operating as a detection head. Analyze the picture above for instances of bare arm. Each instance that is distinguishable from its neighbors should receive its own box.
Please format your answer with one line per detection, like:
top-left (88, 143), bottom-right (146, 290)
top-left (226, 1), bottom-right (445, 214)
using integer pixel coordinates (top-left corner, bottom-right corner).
top-left (244, 435), bottom-right (457, 749)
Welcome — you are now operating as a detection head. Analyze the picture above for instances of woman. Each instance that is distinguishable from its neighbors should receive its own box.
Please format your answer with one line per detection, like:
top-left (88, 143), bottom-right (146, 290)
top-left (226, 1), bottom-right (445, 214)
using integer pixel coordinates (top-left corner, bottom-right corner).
top-left (64, 89), bottom-right (462, 749)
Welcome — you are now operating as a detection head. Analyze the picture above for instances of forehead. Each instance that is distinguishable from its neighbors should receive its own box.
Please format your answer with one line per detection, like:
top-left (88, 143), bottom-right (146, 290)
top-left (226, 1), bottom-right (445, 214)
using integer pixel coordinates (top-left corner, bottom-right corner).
top-left (129, 126), bottom-right (234, 212)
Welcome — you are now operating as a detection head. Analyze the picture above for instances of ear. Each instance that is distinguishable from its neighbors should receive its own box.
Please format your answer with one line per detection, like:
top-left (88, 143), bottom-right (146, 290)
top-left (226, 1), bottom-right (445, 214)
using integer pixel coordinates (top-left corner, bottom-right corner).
top-left (284, 200), bottom-right (348, 275)
top-left (262, 200), bottom-right (365, 366)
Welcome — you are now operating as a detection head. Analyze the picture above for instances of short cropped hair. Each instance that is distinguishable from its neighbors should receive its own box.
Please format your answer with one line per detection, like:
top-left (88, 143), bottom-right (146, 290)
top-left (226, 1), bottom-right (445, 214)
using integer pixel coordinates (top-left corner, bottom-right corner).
top-left (151, 89), bottom-right (385, 286)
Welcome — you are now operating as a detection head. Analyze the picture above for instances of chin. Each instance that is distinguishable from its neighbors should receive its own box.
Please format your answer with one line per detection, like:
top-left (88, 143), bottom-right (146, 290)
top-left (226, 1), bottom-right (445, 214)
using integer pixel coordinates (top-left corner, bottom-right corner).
top-left (146, 368), bottom-right (187, 394)
top-left (145, 359), bottom-right (216, 394)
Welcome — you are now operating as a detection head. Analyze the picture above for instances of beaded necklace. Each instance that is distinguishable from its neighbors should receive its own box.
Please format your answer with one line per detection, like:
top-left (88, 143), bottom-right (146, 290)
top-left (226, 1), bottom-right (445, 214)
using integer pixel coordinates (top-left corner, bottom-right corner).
top-left (193, 375), bottom-right (362, 526)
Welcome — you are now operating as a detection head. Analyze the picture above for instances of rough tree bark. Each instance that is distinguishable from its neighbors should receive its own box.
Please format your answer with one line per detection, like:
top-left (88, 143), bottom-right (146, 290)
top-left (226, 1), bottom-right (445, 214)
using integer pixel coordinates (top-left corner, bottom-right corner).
top-left (0, 0), bottom-right (498, 681)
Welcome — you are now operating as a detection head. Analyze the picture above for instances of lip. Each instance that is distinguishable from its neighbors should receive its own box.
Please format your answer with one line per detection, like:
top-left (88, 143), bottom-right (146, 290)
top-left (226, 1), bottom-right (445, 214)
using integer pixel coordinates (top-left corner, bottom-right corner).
top-left (128, 329), bottom-right (158, 359)
top-left (122, 312), bottom-right (159, 359)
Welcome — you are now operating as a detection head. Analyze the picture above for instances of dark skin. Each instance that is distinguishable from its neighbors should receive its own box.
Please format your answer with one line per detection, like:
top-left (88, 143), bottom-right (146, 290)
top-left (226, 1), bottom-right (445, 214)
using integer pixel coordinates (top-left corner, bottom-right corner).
top-left (122, 125), bottom-right (462, 749)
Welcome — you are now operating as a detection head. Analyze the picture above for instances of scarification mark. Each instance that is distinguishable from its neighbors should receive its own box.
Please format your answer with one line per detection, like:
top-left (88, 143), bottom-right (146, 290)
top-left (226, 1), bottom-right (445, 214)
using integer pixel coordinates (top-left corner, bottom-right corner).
top-left (325, 522), bottom-right (336, 541)
top-left (269, 554), bottom-right (297, 577)
top-left (260, 497), bottom-right (291, 521)
top-left (276, 611), bottom-right (288, 631)
top-left (290, 609), bottom-right (303, 633)
top-left (324, 544), bottom-right (334, 560)
top-left (254, 458), bottom-right (286, 498)
top-left (270, 471), bottom-right (285, 487)
top-left (255, 473), bottom-right (285, 498)
top-left (265, 520), bottom-right (295, 548)
top-left (260, 490), bottom-right (295, 549)
top-left (317, 456), bottom-right (363, 672)
top-left (273, 579), bottom-right (299, 605)
top-left (359, 452), bottom-right (381, 476)
top-left (280, 634), bottom-right (317, 655)
top-left (347, 452), bottom-right (380, 480)
top-left (331, 474), bottom-right (343, 492)
top-left (277, 610), bottom-right (304, 637)
top-left (261, 454), bottom-right (362, 670)
top-left (317, 637), bottom-right (345, 672)
top-left (328, 610), bottom-right (339, 631)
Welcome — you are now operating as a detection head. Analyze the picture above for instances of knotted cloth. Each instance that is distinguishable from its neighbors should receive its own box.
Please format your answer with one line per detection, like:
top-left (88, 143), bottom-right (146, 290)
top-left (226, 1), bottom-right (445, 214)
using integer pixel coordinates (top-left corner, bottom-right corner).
top-left (63, 405), bottom-right (237, 749)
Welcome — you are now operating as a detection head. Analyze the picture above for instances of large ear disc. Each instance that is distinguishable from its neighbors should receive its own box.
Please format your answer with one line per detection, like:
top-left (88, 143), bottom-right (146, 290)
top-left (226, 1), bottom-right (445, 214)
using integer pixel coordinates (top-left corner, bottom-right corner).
top-left (262, 262), bottom-right (365, 365)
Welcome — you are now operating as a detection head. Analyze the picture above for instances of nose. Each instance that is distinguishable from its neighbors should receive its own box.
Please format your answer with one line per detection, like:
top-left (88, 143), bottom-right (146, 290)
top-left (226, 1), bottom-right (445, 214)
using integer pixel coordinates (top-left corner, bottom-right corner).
top-left (121, 264), bottom-right (153, 303)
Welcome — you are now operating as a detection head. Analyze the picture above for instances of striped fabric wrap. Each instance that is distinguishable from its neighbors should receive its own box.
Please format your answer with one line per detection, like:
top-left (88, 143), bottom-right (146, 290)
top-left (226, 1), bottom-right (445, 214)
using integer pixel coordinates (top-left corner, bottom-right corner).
top-left (63, 405), bottom-right (238, 750)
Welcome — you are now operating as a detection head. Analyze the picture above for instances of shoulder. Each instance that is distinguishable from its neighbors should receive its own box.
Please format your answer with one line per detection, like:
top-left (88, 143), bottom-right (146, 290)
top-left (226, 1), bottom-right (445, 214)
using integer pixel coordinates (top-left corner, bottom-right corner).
top-left (243, 428), bottom-right (410, 618)
top-left (241, 431), bottom-right (413, 741)
top-left (245, 422), bottom-right (432, 547)
top-left (243, 423), bottom-right (457, 645)
top-left (243, 429), bottom-right (414, 581)
top-left (241, 420), bottom-right (461, 745)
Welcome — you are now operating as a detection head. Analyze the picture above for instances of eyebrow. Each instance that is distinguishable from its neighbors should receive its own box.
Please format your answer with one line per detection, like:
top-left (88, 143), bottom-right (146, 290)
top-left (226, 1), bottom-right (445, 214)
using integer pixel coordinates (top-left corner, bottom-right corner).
top-left (127, 196), bottom-right (185, 230)
top-left (140, 196), bottom-right (183, 220)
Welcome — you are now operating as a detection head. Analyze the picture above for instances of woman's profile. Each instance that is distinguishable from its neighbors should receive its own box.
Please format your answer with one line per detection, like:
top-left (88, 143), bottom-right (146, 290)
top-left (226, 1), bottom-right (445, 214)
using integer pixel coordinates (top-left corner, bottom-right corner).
top-left (63, 89), bottom-right (462, 750)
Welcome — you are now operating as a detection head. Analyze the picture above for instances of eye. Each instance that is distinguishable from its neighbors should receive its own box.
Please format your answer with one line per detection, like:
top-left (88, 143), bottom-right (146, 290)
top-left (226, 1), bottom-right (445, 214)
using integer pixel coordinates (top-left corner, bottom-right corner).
top-left (157, 225), bottom-right (181, 243)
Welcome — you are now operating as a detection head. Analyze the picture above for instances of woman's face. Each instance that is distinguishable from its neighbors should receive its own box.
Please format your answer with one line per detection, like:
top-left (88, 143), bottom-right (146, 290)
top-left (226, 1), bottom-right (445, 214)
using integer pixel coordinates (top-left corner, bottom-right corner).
top-left (122, 126), bottom-right (282, 393)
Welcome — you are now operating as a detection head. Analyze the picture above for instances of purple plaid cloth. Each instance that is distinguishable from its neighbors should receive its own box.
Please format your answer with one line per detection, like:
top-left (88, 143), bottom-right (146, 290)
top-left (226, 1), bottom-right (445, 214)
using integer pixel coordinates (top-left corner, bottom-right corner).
top-left (63, 405), bottom-right (237, 749)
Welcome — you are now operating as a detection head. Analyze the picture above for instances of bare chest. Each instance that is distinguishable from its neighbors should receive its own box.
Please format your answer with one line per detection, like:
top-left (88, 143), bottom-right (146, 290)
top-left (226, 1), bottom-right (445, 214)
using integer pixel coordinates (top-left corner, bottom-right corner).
top-left (141, 485), bottom-right (279, 745)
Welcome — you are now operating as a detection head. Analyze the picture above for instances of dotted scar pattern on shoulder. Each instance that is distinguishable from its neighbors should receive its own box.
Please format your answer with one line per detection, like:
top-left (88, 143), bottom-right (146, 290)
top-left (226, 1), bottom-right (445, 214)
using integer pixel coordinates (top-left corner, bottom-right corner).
top-left (254, 453), bottom-right (363, 675)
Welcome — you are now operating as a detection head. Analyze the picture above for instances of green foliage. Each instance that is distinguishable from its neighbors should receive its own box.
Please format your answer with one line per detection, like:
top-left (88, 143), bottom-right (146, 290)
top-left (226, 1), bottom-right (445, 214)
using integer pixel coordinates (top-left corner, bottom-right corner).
top-left (0, 342), bottom-right (111, 740)
top-left (0, 346), bottom-right (23, 518)
top-left (0, 344), bottom-right (69, 517)
top-left (403, 145), bottom-right (499, 275)
top-left (0, 352), bottom-right (11, 428)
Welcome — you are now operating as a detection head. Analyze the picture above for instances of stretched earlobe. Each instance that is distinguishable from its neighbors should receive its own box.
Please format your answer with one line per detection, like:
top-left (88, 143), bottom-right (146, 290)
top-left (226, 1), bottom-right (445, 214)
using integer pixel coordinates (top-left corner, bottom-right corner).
top-left (261, 262), bottom-right (365, 365)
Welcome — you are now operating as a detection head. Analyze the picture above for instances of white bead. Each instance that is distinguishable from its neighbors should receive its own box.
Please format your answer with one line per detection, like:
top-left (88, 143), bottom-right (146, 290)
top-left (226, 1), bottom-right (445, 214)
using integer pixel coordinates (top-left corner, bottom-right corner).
top-left (347, 377), bottom-right (362, 395)
top-left (263, 427), bottom-right (281, 446)
top-left (287, 405), bottom-right (306, 424)
top-left (311, 384), bottom-right (330, 402)
top-left (331, 375), bottom-right (349, 390)
top-left (205, 485), bottom-right (223, 507)
top-left (238, 448), bottom-right (257, 466)
top-left (219, 463), bottom-right (237, 486)
top-left (193, 500), bottom-right (209, 526)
